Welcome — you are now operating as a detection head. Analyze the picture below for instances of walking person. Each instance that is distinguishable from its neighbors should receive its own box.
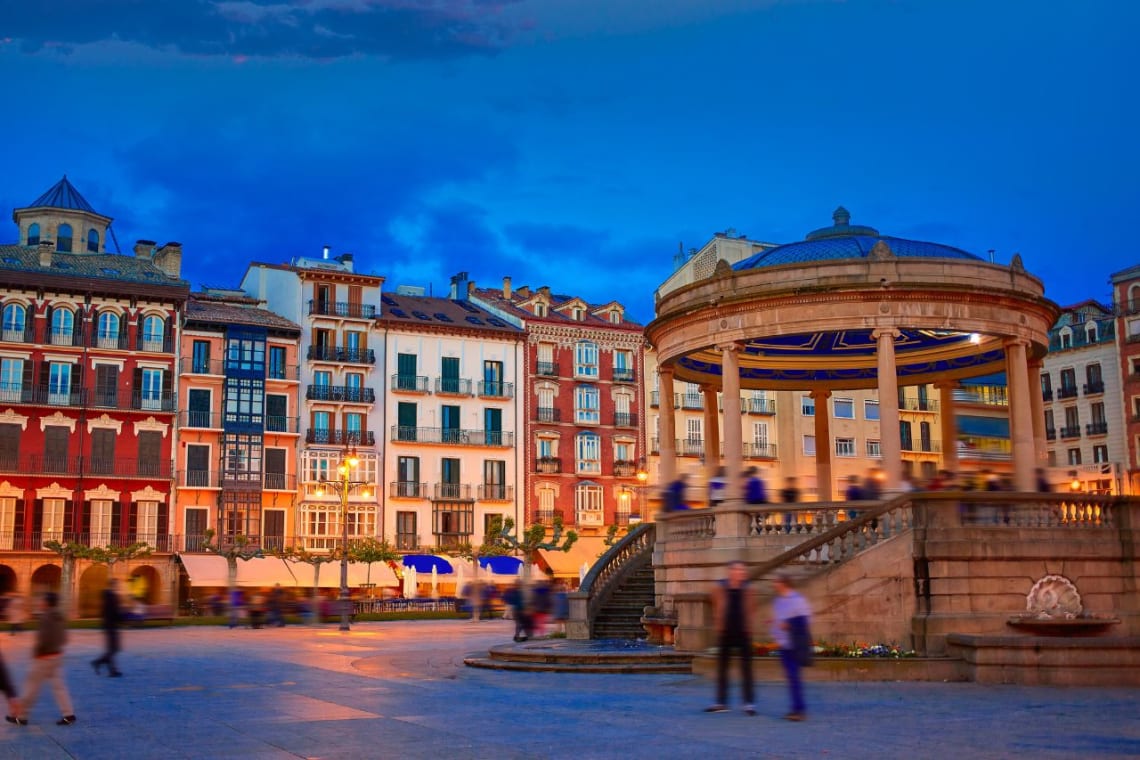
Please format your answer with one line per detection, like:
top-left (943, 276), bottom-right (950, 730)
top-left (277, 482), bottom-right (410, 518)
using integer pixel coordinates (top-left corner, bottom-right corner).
top-left (743, 467), bottom-right (767, 505)
top-left (10, 592), bottom-right (76, 726)
top-left (708, 466), bottom-right (728, 507)
top-left (705, 561), bottom-right (757, 715)
top-left (91, 578), bottom-right (123, 677)
top-left (770, 574), bottom-right (812, 722)
top-left (0, 644), bottom-right (21, 724)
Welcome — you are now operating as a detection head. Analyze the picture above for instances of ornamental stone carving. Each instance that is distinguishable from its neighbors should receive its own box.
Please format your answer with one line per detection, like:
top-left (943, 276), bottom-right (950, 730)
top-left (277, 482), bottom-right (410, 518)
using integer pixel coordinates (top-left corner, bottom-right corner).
top-left (1025, 574), bottom-right (1082, 619)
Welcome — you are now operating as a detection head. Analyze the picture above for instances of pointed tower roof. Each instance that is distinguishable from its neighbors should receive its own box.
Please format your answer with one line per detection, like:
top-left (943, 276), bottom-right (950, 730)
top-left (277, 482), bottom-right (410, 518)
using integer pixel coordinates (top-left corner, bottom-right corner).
top-left (27, 175), bottom-right (97, 213)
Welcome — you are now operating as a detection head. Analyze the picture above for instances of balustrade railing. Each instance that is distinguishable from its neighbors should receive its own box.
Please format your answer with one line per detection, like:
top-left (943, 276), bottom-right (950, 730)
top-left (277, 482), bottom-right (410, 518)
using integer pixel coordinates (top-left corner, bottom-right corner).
top-left (574, 522), bottom-right (655, 638)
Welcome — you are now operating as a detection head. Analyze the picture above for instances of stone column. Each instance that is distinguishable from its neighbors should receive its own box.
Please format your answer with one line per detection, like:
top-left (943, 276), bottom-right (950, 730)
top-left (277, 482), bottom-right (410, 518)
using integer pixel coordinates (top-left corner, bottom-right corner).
top-left (1028, 358), bottom-right (1048, 464)
top-left (937, 382), bottom-right (959, 475)
top-left (720, 344), bottom-right (744, 501)
top-left (810, 389), bottom-right (833, 499)
top-left (658, 366), bottom-right (677, 489)
top-left (701, 383), bottom-right (721, 496)
top-left (1005, 339), bottom-right (1036, 491)
top-left (874, 329), bottom-right (903, 490)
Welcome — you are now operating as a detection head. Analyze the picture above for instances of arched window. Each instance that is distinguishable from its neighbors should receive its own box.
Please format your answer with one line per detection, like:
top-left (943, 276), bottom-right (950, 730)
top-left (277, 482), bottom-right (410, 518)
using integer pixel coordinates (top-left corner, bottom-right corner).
top-left (1086, 323), bottom-right (1098, 343)
top-left (86, 228), bottom-right (100, 253)
top-left (97, 312), bottom-right (120, 348)
top-left (575, 432), bottom-right (601, 473)
top-left (1059, 327), bottom-right (1072, 350)
top-left (56, 223), bottom-right (73, 253)
top-left (26, 223), bottom-right (40, 246)
top-left (536, 485), bottom-right (557, 523)
top-left (1, 304), bottom-right (26, 342)
top-left (141, 315), bottom-right (165, 351)
top-left (50, 307), bottom-right (74, 344)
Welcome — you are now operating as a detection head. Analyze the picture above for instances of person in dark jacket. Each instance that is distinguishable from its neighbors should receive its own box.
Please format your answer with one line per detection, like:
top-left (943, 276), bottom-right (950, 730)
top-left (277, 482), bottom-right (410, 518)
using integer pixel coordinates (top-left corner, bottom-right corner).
top-left (11, 592), bottom-right (75, 726)
top-left (705, 561), bottom-right (758, 715)
top-left (91, 579), bottom-right (123, 677)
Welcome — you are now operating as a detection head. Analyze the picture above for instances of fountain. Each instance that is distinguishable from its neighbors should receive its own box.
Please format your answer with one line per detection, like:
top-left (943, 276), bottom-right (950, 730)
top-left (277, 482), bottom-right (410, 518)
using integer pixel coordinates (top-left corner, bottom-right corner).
top-left (1006, 574), bottom-right (1120, 635)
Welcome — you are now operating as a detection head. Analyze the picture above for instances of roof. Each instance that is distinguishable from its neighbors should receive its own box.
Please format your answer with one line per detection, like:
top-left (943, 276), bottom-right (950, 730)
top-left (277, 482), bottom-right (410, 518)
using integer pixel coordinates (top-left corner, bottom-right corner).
top-left (734, 208), bottom-right (983, 271)
top-left (377, 292), bottom-right (522, 334)
top-left (471, 286), bottom-right (643, 331)
top-left (25, 176), bottom-right (98, 213)
top-left (186, 294), bottom-right (301, 334)
top-left (0, 244), bottom-right (188, 289)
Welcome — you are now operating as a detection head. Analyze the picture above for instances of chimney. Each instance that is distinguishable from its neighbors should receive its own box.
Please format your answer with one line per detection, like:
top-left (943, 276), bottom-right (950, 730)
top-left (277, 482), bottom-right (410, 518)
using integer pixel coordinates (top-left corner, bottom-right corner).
top-left (153, 242), bottom-right (183, 278)
top-left (38, 240), bottom-right (53, 268)
top-left (336, 252), bottom-right (354, 272)
top-left (450, 271), bottom-right (469, 300)
top-left (468, 280), bottom-right (476, 296)
top-left (322, 245), bottom-right (330, 260)
top-left (538, 285), bottom-right (551, 298)
top-left (503, 276), bottom-right (512, 299)
top-left (134, 240), bottom-right (155, 259)
top-left (516, 285), bottom-right (530, 298)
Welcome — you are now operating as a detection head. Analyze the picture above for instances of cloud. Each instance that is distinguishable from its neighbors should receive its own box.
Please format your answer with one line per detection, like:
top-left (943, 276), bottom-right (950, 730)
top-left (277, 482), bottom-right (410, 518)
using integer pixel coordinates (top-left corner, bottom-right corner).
top-left (0, 0), bottom-right (527, 61)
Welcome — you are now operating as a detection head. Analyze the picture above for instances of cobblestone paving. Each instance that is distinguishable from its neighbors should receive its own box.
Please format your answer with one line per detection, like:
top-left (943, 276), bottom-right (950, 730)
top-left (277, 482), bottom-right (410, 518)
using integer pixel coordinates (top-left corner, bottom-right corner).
top-left (0, 620), bottom-right (1135, 759)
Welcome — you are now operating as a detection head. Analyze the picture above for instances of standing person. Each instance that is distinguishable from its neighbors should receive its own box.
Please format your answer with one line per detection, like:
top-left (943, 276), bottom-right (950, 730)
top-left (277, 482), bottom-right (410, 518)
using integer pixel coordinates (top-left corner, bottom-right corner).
top-left (705, 561), bottom-right (757, 715)
top-left (781, 477), bottom-right (800, 532)
top-left (90, 579), bottom-right (123, 677)
top-left (12, 592), bottom-right (75, 726)
top-left (664, 473), bottom-right (689, 512)
top-left (267, 584), bottom-right (285, 628)
top-left (0, 644), bottom-right (20, 723)
top-left (770, 574), bottom-right (812, 722)
top-left (503, 579), bottom-right (530, 642)
top-left (708, 466), bottom-right (728, 508)
top-left (743, 467), bottom-right (767, 505)
top-left (228, 588), bottom-right (244, 629)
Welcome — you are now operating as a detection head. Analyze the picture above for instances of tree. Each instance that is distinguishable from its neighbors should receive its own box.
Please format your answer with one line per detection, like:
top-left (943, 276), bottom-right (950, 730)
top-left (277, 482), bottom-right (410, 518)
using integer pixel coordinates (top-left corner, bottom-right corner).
top-left (42, 540), bottom-right (85, 615)
top-left (485, 514), bottom-right (578, 579)
top-left (347, 537), bottom-right (400, 593)
top-left (274, 544), bottom-right (339, 618)
top-left (201, 530), bottom-right (262, 599)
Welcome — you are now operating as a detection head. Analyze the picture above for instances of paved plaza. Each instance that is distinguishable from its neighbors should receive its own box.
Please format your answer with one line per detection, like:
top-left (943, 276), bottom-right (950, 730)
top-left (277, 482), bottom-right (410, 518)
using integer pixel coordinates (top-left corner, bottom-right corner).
top-left (0, 620), bottom-right (1135, 759)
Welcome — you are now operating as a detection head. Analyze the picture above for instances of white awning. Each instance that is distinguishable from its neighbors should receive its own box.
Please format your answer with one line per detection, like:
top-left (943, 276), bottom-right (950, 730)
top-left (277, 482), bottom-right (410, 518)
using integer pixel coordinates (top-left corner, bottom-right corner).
top-left (177, 554), bottom-right (399, 589)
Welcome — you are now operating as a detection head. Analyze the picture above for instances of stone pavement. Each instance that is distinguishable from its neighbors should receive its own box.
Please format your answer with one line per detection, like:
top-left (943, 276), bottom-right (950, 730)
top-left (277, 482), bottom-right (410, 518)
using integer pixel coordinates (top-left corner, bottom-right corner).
top-left (0, 619), bottom-right (1136, 759)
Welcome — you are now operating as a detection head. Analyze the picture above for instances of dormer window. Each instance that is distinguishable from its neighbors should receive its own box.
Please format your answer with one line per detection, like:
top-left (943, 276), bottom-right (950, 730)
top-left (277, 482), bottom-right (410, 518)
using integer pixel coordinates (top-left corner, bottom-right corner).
top-left (26, 223), bottom-right (40, 246)
top-left (572, 307), bottom-right (584, 321)
top-left (56, 223), bottom-right (73, 253)
top-left (609, 310), bottom-right (622, 324)
top-left (1086, 323), bottom-right (1098, 343)
top-left (534, 302), bottom-right (547, 317)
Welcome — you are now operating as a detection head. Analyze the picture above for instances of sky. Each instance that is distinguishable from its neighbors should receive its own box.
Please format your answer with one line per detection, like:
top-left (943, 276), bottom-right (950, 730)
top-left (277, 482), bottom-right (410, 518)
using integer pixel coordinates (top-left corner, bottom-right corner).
top-left (1, 0), bottom-right (1137, 324)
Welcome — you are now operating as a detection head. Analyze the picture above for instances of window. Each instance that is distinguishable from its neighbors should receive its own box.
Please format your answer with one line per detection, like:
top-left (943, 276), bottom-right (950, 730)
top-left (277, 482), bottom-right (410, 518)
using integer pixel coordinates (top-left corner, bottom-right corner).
top-left (686, 418), bottom-right (702, 441)
top-left (835, 437), bottom-right (856, 457)
top-left (572, 307), bottom-right (584, 321)
top-left (1059, 329), bottom-right (1072, 349)
top-left (575, 385), bottom-right (599, 424)
top-left (141, 315), bottom-right (164, 351)
top-left (0, 358), bottom-right (22, 402)
top-left (801, 395), bottom-right (815, 416)
top-left (49, 307), bottom-right (73, 345)
top-left (185, 444), bottom-right (210, 486)
top-left (483, 360), bottom-right (504, 396)
top-left (1065, 406), bottom-right (1080, 429)
top-left (576, 432), bottom-right (601, 473)
top-left (537, 486), bottom-right (555, 517)
top-left (312, 411), bottom-right (331, 440)
top-left (441, 405), bottom-right (461, 442)
top-left (1045, 409), bottom-right (1055, 433)
top-left (397, 353), bottom-right (420, 391)
top-left (536, 343), bottom-right (555, 375)
top-left (614, 441), bottom-right (633, 462)
top-left (864, 400), bottom-right (879, 420)
top-left (26, 223), bottom-right (39, 246)
top-left (224, 377), bottom-right (263, 423)
top-left (1067, 448), bottom-right (1082, 465)
top-left (1086, 363), bottom-right (1103, 392)
top-left (1087, 323), bottom-right (1098, 343)
top-left (752, 422), bottom-right (769, 447)
top-left (610, 310), bottom-right (622, 325)
top-left (0, 497), bottom-right (14, 550)
top-left (1041, 373), bottom-right (1052, 397)
top-left (48, 362), bottom-right (72, 404)
top-left (396, 511), bottom-right (417, 550)
top-left (920, 421), bottom-right (932, 451)
top-left (226, 335), bottom-right (265, 372)
top-left (834, 398), bottom-right (854, 419)
top-left (344, 412), bottom-right (363, 442)
top-left (537, 437), bottom-right (555, 460)
top-left (223, 433), bottom-right (262, 482)
top-left (575, 484), bottom-right (603, 523)
top-left (613, 349), bottom-right (633, 381)
top-left (56, 223), bottom-right (73, 252)
top-left (97, 312), bottom-right (120, 348)
top-left (899, 420), bottom-right (913, 450)
top-left (87, 228), bottom-right (100, 253)
top-left (192, 340), bottom-right (211, 373)
top-left (534, 302), bottom-right (547, 317)
top-left (866, 439), bottom-right (881, 458)
top-left (483, 460), bottom-right (506, 500)
top-left (1, 304), bottom-right (25, 342)
top-left (1091, 402), bottom-right (1106, 424)
top-left (574, 341), bottom-right (598, 378)
top-left (187, 388), bottom-right (212, 427)
top-left (395, 403), bottom-right (416, 441)
top-left (265, 394), bottom-right (288, 432)
top-left (803, 435), bottom-right (816, 456)
top-left (268, 346), bottom-right (287, 379)
top-left (136, 501), bottom-right (158, 545)
top-left (1093, 445), bottom-right (1109, 463)
top-left (396, 457), bottom-right (420, 498)
top-left (39, 497), bottom-right (66, 542)
top-left (90, 428), bottom-right (114, 474)
top-left (1059, 368), bottom-right (1077, 394)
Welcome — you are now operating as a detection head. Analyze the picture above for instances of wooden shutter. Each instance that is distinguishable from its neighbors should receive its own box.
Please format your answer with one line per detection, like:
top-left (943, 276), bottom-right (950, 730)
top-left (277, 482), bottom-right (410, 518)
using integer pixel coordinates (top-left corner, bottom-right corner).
top-left (112, 500), bottom-right (122, 536)
top-left (81, 500), bottom-right (91, 535)
top-left (32, 499), bottom-right (43, 534)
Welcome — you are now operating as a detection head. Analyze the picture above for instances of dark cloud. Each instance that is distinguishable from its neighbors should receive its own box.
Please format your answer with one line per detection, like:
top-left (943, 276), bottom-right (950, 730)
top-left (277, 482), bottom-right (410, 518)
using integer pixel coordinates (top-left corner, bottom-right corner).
top-left (0, 0), bottom-right (526, 60)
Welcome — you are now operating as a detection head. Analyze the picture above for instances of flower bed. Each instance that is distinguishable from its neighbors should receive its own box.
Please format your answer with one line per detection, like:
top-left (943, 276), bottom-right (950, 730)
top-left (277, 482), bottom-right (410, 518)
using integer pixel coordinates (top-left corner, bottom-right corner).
top-left (753, 641), bottom-right (917, 658)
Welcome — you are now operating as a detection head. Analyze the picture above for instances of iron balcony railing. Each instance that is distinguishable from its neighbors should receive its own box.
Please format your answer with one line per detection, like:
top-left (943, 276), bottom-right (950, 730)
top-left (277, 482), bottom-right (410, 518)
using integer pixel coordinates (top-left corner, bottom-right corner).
top-left (613, 412), bottom-right (638, 427)
top-left (1086, 421), bottom-right (1109, 436)
top-left (536, 457), bottom-right (561, 473)
top-left (179, 469), bottom-right (221, 488)
top-left (1057, 386), bottom-right (1079, 400)
top-left (902, 398), bottom-right (939, 412)
top-left (744, 398), bottom-right (776, 414)
top-left (535, 361), bottom-right (559, 377)
top-left (677, 393), bottom-right (704, 410)
top-left (180, 357), bottom-right (225, 375)
top-left (435, 377), bottom-right (473, 395)
top-left (390, 427), bottom-right (513, 447)
top-left (1059, 425), bottom-right (1081, 439)
top-left (264, 416), bottom-right (300, 434)
top-left (478, 381), bottom-right (514, 399)
top-left (47, 328), bottom-right (86, 347)
top-left (0, 532), bottom-right (178, 552)
top-left (613, 461), bottom-right (638, 477)
top-left (1084, 381), bottom-right (1105, 395)
top-left (25, 456), bottom-right (173, 478)
top-left (135, 334), bottom-right (176, 353)
top-left (535, 407), bottom-right (560, 423)
top-left (305, 429), bottom-right (376, 446)
top-left (1045, 428), bottom-right (1057, 440)
top-left (743, 443), bottom-right (778, 459)
top-left (477, 484), bottom-right (513, 501)
top-left (902, 441), bottom-right (942, 453)
top-left (179, 411), bottom-right (223, 429)
top-left (263, 472), bottom-right (296, 491)
top-left (306, 384), bottom-right (376, 403)
top-left (392, 374), bottom-right (430, 393)
top-left (1042, 388), bottom-right (1054, 401)
top-left (612, 368), bottom-right (635, 383)
top-left (390, 481), bottom-right (427, 499)
top-left (433, 483), bottom-right (473, 500)
top-left (534, 509), bottom-right (564, 526)
top-left (677, 438), bottom-right (704, 457)
top-left (307, 300), bottom-right (377, 319)
top-left (307, 345), bottom-right (376, 364)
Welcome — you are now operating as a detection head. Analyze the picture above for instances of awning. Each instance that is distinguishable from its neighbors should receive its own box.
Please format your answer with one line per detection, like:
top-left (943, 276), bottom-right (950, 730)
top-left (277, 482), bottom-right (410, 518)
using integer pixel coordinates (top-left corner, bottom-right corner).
top-left (536, 536), bottom-right (608, 579)
top-left (176, 554), bottom-right (399, 589)
top-left (958, 415), bottom-right (1010, 438)
top-left (960, 372), bottom-right (1006, 386)
top-left (402, 554), bottom-right (453, 574)
top-left (478, 555), bottom-right (523, 575)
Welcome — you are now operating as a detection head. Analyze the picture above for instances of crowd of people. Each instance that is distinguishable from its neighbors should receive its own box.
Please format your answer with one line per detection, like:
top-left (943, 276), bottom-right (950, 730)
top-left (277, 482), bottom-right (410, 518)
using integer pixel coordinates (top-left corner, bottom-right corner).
top-left (463, 576), bottom-right (570, 642)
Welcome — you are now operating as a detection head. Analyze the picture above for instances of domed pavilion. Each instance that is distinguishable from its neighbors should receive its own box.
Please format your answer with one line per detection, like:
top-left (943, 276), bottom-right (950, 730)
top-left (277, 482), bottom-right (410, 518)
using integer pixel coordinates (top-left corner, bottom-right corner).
top-left (645, 208), bottom-right (1061, 496)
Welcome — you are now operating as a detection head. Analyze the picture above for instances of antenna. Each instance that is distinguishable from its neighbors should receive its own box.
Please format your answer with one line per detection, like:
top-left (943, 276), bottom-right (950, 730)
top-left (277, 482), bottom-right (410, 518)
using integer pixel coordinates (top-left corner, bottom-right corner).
top-left (988, 249), bottom-right (995, 263)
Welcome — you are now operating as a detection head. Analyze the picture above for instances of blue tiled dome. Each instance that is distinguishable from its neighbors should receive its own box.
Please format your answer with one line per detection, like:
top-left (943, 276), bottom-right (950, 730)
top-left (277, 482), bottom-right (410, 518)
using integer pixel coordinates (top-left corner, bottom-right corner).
top-left (734, 207), bottom-right (982, 270)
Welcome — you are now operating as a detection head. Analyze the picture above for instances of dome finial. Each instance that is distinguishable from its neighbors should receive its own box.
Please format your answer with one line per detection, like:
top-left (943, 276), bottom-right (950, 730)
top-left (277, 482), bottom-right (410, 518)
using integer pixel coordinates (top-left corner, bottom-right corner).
top-left (832, 206), bottom-right (851, 226)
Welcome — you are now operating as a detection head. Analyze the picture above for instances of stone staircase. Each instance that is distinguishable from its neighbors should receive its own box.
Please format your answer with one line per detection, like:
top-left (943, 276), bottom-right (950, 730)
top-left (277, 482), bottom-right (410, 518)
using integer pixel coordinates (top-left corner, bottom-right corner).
top-left (464, 637), bottom-right (692, 673)
top-left (591, 563), bottom-right (655, 640)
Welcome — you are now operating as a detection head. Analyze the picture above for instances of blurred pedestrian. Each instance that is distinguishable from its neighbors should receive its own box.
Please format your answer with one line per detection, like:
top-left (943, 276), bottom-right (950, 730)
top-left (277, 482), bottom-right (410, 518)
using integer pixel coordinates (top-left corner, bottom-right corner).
top-left (267, 584), bottom-right (286, 627)
top-left (228, 588), bottom-right (245, 629)
top-left (1035, 468), bottom-right (1051, 493)
top-left (708, 466), bottom-right (727, 507)
top-left (5, 593), bottom-right (25, 635)
top-left (531, 578), bottom-right (552, 636)
top-left (844, 475), bottom-right (864, 520)
top-left (90, 578), bottom-right (123, 677)
top-left (664, 473), bottom-right (689, 512)
top-left (0, 644), bottom-right (21, 724)
top-left (743, 467), bottom-right (767, 505)
top-left (781, 477), bottom-right (800, 532)
top-left (770, 574), bottom-right (812, 722)
top-left (13, 592), bottom-right (76, 726)
top-left (551, 581), bottom-right (570, 634)
top-left (705, 561), bottom-right (757, 715)
top-left (503, 578), bottom-right (531, 642)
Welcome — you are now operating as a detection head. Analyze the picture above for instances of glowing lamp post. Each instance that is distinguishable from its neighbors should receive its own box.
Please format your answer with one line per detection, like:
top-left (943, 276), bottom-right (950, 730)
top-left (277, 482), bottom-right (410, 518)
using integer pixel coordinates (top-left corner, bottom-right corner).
top-left (316, 447), bottom-right (370, 631)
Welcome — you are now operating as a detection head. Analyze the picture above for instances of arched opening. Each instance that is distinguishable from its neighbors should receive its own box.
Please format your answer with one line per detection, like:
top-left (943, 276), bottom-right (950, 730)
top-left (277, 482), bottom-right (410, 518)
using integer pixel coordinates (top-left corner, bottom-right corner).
top-left (56, 223), bottom-right (73, 253)
top-left (86, 228), bottom-right (100, 253)
top-left (0, 565), bottom-right (16, 594)
top-left (50, 307), bottom-right (74, 344)
top-left (141, 314), bottom-right (164, 351)
top-left (97, 311), bottom-right (120, 349)
top-left (29, 564), bottom-right (61, 595)
top-left (26, 223), bottom-right (40, 246)
top-left (78, 564), bottom-right (109, 618)
top-left (128, 565), bottom-right (161, 604)
top-left (1, 303), bottom-right (26, 342)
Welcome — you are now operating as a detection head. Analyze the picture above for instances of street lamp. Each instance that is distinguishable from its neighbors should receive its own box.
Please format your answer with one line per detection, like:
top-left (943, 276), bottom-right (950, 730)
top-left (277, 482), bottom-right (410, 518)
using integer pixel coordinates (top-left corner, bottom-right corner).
top-left (634, 459), bottom-right (649, 522)
top-left (316, 447), bottom-right (371, 631)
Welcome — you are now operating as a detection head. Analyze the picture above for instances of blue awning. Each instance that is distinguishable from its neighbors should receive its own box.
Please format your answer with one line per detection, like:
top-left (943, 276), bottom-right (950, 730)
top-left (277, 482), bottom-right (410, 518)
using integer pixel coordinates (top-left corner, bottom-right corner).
top-left (959, 372), bottom-right (1006, 386)
top-left (478, 555), bottom-right (523, 575)
top-left (402, 554), bottom-right (453, 573)
top-left (958, 415), bottom-right (1010, 438)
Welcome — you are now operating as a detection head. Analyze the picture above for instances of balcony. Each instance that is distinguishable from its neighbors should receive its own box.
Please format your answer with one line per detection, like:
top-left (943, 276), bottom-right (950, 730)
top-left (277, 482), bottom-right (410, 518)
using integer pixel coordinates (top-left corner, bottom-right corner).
top-left (743, 443), bottom-right (778, 459)
top-left (1045, 428), bottom-right (1057, 441)
top-left (1042, 388), bottom-right (1053, 402)
top-left (305, 429), bottom-right (376, 446)
top-left (534, 508), bottom-right (565, 526)
top-left (390, 481), bottom-right (427, 499)
top-left (0, 532), bottom-right (178, 553)
top-left (180, 357), bottom-right (225, 375)
top-left (267, 364), bottom-right (300, 381)
top-left (613, 368), bottom-right (635, 383)
top-left (0, 386), bottom-right (85, 408)
top-left (902, 442), bottom-right (942, 453)
top-left (902, 398), bottom-right (939, 412)
top-left (91, 334), bottom-right (129, 351)
top-left (745, 398), bottom-right (776, 415)
top-left (307, 300), bottom-right (377, 319)
top-left (131, 392), bottom-right (177, 413)
top-left (307, 345), bottom-right (376, 365)
top-left (71, 457), bottom-right (172, 478)
top-left (263, 472), bottom-right (296, 491)
top-left (1084, 381), bottom-right (1105, 396)
top-left (650, 437), bottom-right (660, 454)
top-left (677, 393), bottom-right (704, 410)
top-left (47, 328), bottom-right (86, 348)
top-left (677, 438), bottom-right (704, 457)
top-left (433, 483), bottom-right (473, 501)
top-left (179, 469), bottom-right (220, 488)
top-left (305, 384), bottom-right (376, 403)
top-left (478, 381), bottom-right (514, 399)
top-left (179, 411), bottom-right (223, 429)
top-left (536, 457), bottom-right (561, 474)
top-left (535, 361), bottom-right (559, 377)
top-left (264, 415), bottom-right (300, 434)
top-left (1059, 425), bottom-right (1081, 439)
top-left (391, 374), bottom-right (430, 393)
top-left (1057, 386), bottom-right (1079, 400)
top-left (613, 412), bottom-right (638, 428)
top-left (535, 407), bottom-right (561, 423)
top-left (951, 389), bottom-right (1008, 406)
top-left (613, 460), bottom-right (638, 477)
top-left (436, 377), bottom-right (473, 396)
top-left (135, 334), bottom-right (175, 353)
top-left (390, 426), bottom-right (514, 447)
top-left (1086, 421), bottom-right (1108, 436)
top-left (477, 484), bottom-right (513, 501)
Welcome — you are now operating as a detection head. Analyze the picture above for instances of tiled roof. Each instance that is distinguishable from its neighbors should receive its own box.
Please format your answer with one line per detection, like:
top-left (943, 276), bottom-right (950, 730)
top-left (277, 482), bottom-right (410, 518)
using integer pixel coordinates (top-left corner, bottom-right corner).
top-left (186, 294), bottom-right (301, 333)
top-left (26, 176), bottom-right (98, 213)
top-left (471, 287), bottom-right (643, 329)
top-left (0, 244), bottom-right (188, 288)
top-left (377, 293), bottom-right (522, 334)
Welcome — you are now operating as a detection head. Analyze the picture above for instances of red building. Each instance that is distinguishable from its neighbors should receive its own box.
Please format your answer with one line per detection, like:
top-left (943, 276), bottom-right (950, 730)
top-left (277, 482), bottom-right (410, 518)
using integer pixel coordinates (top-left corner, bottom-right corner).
top-left (0, 177), bottom-right (188, 615)
top-left (469, 274), bottom-right (645, 534)
top-left (1112, 265), bottom-right (1140, 493)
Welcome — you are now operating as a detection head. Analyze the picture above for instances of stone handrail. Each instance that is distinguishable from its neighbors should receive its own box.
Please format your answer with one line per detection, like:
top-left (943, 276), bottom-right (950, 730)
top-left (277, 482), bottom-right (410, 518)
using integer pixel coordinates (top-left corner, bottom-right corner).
top-left (567, 522), bottom-right (655, 639)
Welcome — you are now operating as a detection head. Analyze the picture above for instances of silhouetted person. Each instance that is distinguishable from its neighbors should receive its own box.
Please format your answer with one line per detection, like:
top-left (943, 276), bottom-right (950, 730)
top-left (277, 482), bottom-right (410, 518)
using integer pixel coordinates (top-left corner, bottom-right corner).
top-left (705, 561), bottom-right (757, 715)
top-left (91, 579), bottom-right (123, 677)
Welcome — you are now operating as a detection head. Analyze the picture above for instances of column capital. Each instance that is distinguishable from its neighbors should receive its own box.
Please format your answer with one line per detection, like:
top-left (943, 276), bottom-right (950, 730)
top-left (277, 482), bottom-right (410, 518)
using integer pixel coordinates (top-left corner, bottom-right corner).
top-left (872, 328), bottom-right (901, 341)
top-left (1002, 337), bottom-right (1031, 350)
top-left (716, 341), bottom-right (745, 354)
top-left (658, 365), bottom-right (675, 379)
top-left (808, 388), bottom-right (832, 401)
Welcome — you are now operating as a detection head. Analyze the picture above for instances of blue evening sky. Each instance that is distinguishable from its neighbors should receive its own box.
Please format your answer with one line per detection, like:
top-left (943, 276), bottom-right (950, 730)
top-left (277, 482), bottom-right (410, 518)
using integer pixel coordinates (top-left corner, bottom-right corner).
top-left (1, 0), bottom-right (1136, 323)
